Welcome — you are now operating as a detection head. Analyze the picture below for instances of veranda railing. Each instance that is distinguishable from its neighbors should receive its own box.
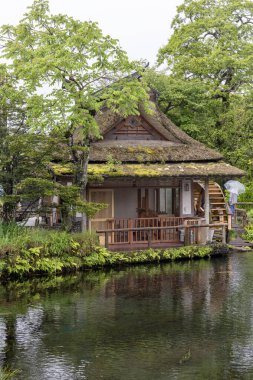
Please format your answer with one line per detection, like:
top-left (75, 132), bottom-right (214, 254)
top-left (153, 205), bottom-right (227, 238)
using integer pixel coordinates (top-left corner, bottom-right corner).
top-left (97, 223), bottom-right (227, 249)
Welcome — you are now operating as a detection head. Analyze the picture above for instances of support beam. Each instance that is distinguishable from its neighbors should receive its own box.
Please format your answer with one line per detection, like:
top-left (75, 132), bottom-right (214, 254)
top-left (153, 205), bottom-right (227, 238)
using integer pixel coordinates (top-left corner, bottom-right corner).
top-left (204, 178), bottom-right (210, 224)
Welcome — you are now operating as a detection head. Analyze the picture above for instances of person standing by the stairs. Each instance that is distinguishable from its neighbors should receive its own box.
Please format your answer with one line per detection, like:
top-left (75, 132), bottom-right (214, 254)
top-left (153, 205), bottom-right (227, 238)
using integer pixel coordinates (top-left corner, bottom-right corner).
top-left (229, 192), bottom-right (238, 215)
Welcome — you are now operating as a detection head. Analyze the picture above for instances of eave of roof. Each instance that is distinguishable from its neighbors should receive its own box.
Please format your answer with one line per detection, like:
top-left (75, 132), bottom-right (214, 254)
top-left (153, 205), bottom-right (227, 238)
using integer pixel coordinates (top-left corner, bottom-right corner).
top-left (87, 162), bottom-right (245, 179)
top-left (90, 140), bottom-right (223, 162)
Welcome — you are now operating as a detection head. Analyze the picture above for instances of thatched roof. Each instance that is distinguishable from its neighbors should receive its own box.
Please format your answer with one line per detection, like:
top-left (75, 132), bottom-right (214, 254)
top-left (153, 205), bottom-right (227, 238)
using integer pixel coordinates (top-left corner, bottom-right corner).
top-left (51, 96), bottom-right (245, 181)
top-left (88, 162), bottom-right (245, 179)
top-left (90, 140), bottom-right (222, 162)
top-left (93, 105), bottom-right (223, 163)
top-left (50, 160), bottom-right (244, 179)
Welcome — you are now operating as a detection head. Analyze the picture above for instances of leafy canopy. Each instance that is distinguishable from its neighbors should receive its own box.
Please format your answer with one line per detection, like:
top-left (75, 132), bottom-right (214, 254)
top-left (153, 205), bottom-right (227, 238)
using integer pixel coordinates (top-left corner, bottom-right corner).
top-left (0, 0), bottom-right (149, 137)
top-left (158, 0), bottom-right (253, 100)
top-left (147, 0), bottom-right (253, 184)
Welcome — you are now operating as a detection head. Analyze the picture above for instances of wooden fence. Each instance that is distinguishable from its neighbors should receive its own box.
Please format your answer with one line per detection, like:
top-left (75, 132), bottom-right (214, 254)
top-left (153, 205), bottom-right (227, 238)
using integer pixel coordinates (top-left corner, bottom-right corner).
top-left (97, 223), bottom-right (227, 250)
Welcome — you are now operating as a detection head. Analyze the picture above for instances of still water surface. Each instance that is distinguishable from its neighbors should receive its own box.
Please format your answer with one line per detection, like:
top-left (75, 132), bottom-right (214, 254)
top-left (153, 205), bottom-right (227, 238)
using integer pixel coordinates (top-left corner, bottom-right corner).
top-left (1, 252), bottom-right (253, 379)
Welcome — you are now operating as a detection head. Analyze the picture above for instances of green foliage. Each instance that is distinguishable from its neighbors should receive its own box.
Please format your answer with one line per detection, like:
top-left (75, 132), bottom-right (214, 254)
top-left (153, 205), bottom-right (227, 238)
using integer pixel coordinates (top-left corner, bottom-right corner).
top-left (144, 69), bottom-right (219, 139)
top-left (0, 0), bottom-right (149, 132)
top-left (0, 172), bottom-right (107, 229)
top-left (224, 190), bottom-right (230, 203)
top-left (0, 66), bottom-right (59, 222)
top-left (0, 226), bottom-right (98, 277)
top-left (243, 224), bottom-right (253, 242)
top-left (246, 209), bottom-right (253, 225)
top-left (158, 0), bottom-right (253, 96)
top-left (0, 0), bottom-right (151, 229)
top-left (0, 227), bottom-right (221, 281)
top-left (106, 154), bottom-right (122, 173)
top-left (161, 246), bottom-right (212, 260)
top-left (150, 0), bottom-right (253, 183)
top-left (0, 368), bottom-right (19, 380)
top-left (235, 181), bottom-right (253, 217)
top-left (17, 178), bottom-right (56, 199)
top-left (238, 181), bottom-right (253, 203)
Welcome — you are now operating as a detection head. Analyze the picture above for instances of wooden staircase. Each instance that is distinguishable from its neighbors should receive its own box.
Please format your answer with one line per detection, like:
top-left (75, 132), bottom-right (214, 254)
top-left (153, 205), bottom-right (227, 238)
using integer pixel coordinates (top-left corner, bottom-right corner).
top-left (209, 181), bottom-right (228, 242)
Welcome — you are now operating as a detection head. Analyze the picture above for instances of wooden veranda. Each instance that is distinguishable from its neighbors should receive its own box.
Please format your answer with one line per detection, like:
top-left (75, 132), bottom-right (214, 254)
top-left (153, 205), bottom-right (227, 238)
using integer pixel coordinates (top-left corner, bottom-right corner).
top-left (97, 216), bottom-right (227, 251)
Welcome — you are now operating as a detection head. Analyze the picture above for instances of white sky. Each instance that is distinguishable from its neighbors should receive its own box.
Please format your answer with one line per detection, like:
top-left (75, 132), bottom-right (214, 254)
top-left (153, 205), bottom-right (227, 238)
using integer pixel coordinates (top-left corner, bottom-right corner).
top-left (0, 0), bottom-right (183, 64)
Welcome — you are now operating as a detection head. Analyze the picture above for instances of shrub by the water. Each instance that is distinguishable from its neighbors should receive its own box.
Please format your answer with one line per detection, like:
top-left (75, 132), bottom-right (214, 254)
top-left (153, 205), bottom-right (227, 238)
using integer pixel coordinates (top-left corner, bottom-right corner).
top-left (243, 224), bottom-right (253, 242)
top-left (246, 210), bottom-right (253, 225)
top-left (0, 224), bottom-right (225, 280)
top-left (0, 225), bottom-right (98, 278)
top-left (0, 367), bottom-right (18, 380)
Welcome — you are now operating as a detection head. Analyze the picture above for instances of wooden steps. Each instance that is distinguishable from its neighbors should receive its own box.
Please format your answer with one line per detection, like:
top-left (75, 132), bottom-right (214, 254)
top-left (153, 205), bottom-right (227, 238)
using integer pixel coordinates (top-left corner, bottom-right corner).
top-left (193, 181), bottom-right (229, 243)
top-left (209, 181), bottom-right (228, 242)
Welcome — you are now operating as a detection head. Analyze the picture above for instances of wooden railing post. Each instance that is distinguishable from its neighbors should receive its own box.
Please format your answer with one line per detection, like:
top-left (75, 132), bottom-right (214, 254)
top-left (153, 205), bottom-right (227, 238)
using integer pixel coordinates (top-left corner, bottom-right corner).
top-left (184, 227), bottom-right (188, 246)
top-left (222, 225), bottom-right (226, 244)
top-left (128, 219), bottom-right (133, 244)
top-left (227, 214), bottom-right (232, 230)
top-left (183, 220), bottom-right (189, 246)
top-left (148, 229), bottom-right (152, 248)
top-left (97, 221), bottom-right (229, 249)
top-left (105, 232), bottom-right (109, 248)
top-left (112, 219), bottom-right (115, 244)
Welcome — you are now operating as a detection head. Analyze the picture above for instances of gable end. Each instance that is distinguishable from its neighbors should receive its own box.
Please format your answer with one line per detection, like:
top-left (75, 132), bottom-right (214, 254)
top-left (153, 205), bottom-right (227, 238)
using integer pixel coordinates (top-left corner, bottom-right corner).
top-left (103, 115), bottom-right (166, 141)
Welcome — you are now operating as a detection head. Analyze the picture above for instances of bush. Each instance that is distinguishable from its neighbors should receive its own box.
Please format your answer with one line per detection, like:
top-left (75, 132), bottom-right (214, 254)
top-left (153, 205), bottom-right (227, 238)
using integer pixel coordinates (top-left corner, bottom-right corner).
top-left (243, 224), bottom-right (253, 242)
top-left (0, 367), bottom-right (19, 380)
top-left (247, 209), bottom-right (253, 225)
top-left (0, 225), bottom-right (99, 278)
top-left (0, 224), bottom-right (224, 280)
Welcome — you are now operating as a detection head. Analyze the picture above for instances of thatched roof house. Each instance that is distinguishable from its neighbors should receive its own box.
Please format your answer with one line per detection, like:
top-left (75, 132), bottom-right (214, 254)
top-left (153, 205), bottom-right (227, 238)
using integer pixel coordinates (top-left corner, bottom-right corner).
top-left (52, 92), bottom-right (244, 249)
top-left (84, 95), bottom-right (244, 249)
top-left (88, 103), bottom-right (243, 179)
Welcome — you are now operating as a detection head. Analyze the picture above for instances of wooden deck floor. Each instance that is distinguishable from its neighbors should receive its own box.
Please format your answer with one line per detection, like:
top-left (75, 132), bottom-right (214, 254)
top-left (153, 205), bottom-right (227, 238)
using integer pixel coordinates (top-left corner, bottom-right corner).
top-left (108, 242), bottom-right (184, 251)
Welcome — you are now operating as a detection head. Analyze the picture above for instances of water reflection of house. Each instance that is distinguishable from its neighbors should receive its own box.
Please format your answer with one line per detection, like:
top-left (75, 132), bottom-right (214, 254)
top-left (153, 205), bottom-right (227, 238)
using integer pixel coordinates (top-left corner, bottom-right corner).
top-left (101, 260), bottom-right (232, 324)
top-left (52, 91), bottom-right (244, 249)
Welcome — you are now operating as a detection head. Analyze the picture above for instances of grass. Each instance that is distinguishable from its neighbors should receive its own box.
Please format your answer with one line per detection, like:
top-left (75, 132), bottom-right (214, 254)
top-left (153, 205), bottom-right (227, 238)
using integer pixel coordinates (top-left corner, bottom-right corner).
top-left (0, 368), bottom-right (19, 380)
top-left (243, 224), bottom-right (253, 242)
top-left (247, 209), bottom-right (253, 225)
top-left (0, 223), bottom-right (228, 281)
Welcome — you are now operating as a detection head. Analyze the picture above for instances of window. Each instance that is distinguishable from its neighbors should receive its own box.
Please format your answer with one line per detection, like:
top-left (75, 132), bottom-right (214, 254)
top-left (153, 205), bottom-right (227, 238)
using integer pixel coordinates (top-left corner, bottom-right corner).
top-left (155, 188), bottom-right (180, 216)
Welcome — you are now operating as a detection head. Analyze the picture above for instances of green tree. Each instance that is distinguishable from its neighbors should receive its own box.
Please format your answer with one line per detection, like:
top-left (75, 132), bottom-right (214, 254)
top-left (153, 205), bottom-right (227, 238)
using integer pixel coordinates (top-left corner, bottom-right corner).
top-left (149, 0), bottom-right (253, 178)
top-left (158, 0), bottom-right (253, 106)
top-left (0, 64), bottom-right (53, 222)
top-left (0, 65), bottom-right (106, 226)
top-left (0, 0), bottom-right (149, 230)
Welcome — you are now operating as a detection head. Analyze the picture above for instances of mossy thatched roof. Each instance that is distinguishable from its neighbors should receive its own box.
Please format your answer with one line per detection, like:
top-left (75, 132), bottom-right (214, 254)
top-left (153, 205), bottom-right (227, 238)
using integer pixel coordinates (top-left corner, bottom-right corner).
top-left (50, 98), bottom-right (244, 181)
top-left (90, 140), bottom-right (222, 162)
top-left (50, 161), bottom-right (244, 179)
top-left (88, 162), bottom-right (245, 179)
top-left (93, 105), bottom-right (223, 162)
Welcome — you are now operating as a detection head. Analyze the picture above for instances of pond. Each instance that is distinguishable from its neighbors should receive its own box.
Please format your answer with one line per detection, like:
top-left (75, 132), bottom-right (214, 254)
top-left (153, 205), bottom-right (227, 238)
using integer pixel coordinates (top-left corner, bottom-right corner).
top-left (1, 252), bottom-right (253, 379)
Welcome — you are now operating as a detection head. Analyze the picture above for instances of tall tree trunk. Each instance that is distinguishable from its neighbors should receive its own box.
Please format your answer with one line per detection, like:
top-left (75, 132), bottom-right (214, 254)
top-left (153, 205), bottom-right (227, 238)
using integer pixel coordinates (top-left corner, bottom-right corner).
top-left (0, 107), bottom-right (16, 223)
top-left (69, 132), bottom-right (91, 233)
top-left (80, 150), bottom-right (90, 233)
top-left (3, 316), bottom-right (16, 368)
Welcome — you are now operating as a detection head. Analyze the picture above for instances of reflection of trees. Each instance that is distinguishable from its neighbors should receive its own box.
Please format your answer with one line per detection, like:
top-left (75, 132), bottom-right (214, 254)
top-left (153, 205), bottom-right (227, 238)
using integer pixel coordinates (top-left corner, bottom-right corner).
top-left (32, 260), bottom-right (236, 379)
top-left (0, 273), bottom-right (102, 378)
top-left (3, 315), bottom-right (16, 368)
top-left (1, 254), bottom-right (253, 379)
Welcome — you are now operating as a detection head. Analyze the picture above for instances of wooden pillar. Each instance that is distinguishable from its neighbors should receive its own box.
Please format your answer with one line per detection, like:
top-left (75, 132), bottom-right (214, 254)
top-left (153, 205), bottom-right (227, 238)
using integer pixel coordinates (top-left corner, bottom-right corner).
top-left (227, 214), bottom-right (232, 230)
top-left (183, 220), bottom-right (189, 246)
top-left (222, 225), bottom-right (226, 244)
top-left (204, 178), bottom-right (210, 224)
top-left (128, 218), bottom-right (133, 244)
top-left (105, 232), bottom-right (109, 248)
top-left (148, 229), bottom-right (152, 248)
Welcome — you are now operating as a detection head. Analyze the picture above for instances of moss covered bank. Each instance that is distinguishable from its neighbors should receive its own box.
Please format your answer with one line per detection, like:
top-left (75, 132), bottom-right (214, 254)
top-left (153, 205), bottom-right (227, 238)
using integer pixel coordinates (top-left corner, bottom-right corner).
top-left (0, 227), bottom-right (229, 281)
